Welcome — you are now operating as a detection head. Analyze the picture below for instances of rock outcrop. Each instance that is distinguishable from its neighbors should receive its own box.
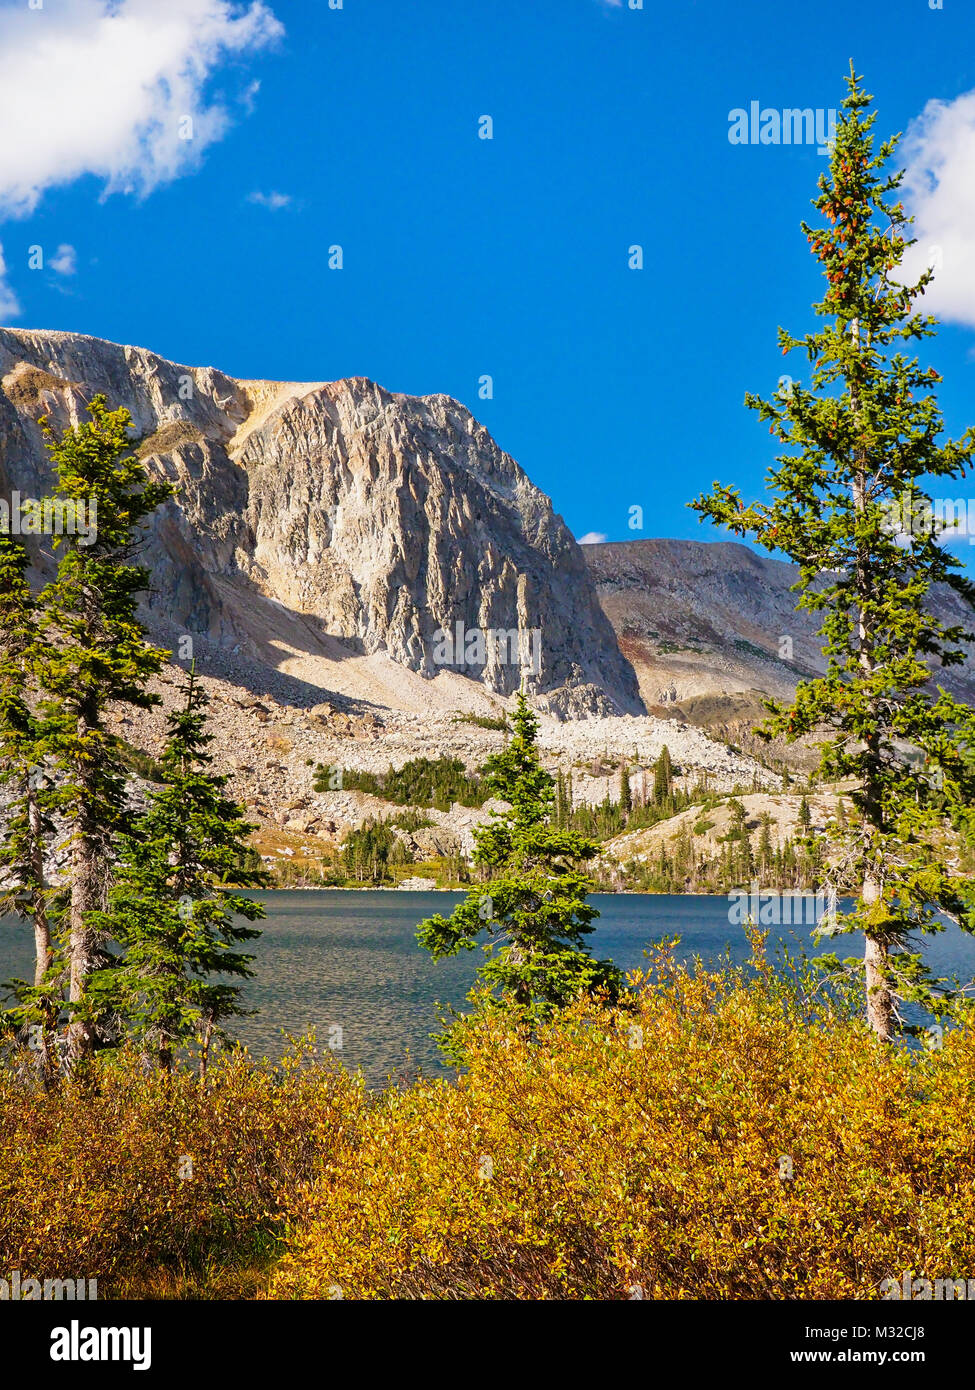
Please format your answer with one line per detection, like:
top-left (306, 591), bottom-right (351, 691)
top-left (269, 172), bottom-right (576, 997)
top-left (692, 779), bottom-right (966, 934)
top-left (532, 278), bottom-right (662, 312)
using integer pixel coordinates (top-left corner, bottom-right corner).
top-left (0, 328), bottom-right (643, 718)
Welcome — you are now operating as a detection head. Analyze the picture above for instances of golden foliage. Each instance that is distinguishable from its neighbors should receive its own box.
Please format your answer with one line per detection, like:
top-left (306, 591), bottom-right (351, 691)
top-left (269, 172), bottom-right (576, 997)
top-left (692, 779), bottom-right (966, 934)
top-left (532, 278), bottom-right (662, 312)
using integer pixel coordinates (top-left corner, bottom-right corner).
top-left (5, 946), bottom-right (975, 1300)
top-left (0, 1044), bottom-right (360, 1293)
top-left (271, 947), bottom-right (975, 1300)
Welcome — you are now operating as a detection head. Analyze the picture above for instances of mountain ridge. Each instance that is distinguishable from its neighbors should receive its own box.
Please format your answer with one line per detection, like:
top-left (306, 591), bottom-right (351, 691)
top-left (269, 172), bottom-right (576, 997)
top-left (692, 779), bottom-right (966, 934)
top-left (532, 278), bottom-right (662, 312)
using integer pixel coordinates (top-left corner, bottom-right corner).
top-left (583, 536), bottom-right (975, 771)
top-left (0, 328), bottom-right (642, 720)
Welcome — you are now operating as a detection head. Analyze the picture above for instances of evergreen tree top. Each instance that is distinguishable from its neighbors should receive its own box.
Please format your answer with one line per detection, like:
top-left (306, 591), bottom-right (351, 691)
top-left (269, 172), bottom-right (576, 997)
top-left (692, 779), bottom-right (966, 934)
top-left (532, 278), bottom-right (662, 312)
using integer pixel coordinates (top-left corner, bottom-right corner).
top-left (481, 693), bottom-right (554, 827)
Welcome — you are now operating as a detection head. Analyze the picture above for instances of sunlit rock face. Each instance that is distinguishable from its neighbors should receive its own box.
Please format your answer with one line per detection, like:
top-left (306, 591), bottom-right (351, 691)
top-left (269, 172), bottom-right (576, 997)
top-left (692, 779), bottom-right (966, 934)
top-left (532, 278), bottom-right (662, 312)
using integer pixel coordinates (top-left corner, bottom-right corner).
top-left (0, 329), bottom-right (643, 718)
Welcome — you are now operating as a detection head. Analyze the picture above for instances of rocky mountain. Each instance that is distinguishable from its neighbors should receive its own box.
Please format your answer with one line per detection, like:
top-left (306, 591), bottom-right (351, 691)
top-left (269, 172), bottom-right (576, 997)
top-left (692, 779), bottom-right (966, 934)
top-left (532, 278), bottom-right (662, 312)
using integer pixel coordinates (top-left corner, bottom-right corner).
top-left (585, 539), bottom-right (814, 712)
top-left (584, 537), bottom-right (975, 751)
top-left (0, 330), bottom-right (791, 864)
top-left (16, 330), bottom-right (972, 863)
top-left (0, 328), bottom-right (641, 720)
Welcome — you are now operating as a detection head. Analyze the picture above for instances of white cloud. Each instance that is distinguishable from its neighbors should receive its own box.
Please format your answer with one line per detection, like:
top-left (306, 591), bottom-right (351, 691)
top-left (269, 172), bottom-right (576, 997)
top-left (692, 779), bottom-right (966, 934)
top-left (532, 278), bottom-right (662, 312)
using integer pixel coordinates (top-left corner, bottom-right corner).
top-left (0, 0), bottom-right (283, 219)
top-left (0, 244), bottom-right (21, 321)
top-left (899, 89), bottom-right (975, 329)
top-left (247, 189), bottom-right (291, 210)
top-left (49, 243), bottom-right (77, 276)
top-left (0, 0), bottom-right (282, 320)
top-left (577, 531), bottom-right (608, 545)
top-left (240, 78), bottom-right (262, 114)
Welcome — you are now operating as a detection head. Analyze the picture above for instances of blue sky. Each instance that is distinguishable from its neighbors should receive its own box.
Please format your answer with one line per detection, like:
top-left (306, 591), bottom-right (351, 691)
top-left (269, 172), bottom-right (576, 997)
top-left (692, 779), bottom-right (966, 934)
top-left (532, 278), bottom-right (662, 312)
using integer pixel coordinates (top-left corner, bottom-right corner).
top-left (3, 0), bottom-right (975, 552)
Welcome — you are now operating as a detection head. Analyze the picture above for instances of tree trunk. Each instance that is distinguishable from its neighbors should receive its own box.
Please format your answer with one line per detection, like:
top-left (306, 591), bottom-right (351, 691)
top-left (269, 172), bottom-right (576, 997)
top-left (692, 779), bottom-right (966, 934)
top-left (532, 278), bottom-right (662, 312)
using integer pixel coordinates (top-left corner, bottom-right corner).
top-left (27, 784), bottom-right (52, 988)
top-left (67, 810), bottom-right (100, 1062)
top-left (27, 782), bottom-right (59, 1085)
top-left (850, 322), bottom-right (895, 1038)
top-left (864, 930), bottom-right (895, 1042)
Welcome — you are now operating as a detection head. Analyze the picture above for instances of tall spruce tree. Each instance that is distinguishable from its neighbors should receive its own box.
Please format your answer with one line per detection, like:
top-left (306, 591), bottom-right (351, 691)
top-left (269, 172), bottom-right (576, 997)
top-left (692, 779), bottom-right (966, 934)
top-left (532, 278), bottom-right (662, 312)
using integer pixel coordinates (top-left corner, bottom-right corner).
top-left (693, 65), bottom-right (975, 1039)
top-left (652, 745), bottom-right (673, 805)
top-left (555, 769), bottom-right (568, 828)
top-left (34, 397), bottom-right (172, 1061)
top-left (757, 812), bottom-right (774, 877)
top-left (89, 668), bottom-right (267, 1070)
top-left (417, 693), bottom-right (622, 1026)
top-left (0, 531), bottom-right (62, 1071)
top-left (619, 760), bottom-right (632, 816)
top-left (0, 532), bottom-right (47, 976)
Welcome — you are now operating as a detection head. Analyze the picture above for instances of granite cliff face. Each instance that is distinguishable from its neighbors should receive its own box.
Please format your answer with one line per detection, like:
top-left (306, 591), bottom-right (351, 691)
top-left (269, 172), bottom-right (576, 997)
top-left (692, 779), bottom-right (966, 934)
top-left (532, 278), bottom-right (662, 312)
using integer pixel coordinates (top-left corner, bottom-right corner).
top-left (0, 329), bottom-right (642, 719)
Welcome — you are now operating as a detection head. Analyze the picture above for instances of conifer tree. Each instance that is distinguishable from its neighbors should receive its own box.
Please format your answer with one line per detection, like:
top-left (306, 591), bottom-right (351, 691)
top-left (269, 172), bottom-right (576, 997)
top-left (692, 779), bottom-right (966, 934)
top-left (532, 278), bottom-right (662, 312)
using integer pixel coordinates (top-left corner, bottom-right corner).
top-left (693, 65), bottom-right (975, 1038)
top-left (0, 533), bottom-right (47, 975)
top-left (673, 823), bottom-right (693, 882)
top-left (619, 761), bottom-right (632, 816)
top-left (555, 769), bottom-right (568, 828)
top-left (652, 745), bottom-right (673, 805)
top-left (757, 812), bottom-right (774, 877)
top-left (725, 797), bottom-right (753, 883)
top-left (342, 817), bottom-right (397, 884)
top-left (417, 693), bottom-right (622, 1026)
top-left (0, 532), bottom-right (61, 1070)
top-left (33, 398), bottom-right (173, 1061)
top-left (89, 668), bottom-right (267, 1070)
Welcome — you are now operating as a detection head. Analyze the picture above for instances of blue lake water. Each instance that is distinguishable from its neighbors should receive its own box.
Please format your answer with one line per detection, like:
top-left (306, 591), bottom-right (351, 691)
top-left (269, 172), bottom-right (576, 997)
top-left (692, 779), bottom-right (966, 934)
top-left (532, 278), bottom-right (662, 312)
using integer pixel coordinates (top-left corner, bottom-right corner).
top-left (5, 891), bottom-right (975, 1085)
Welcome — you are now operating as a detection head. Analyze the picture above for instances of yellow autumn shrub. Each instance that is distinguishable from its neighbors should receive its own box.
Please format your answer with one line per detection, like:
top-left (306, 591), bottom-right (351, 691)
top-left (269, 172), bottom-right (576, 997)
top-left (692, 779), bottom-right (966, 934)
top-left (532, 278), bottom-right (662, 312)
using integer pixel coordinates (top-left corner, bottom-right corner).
top-left (270, 946), bottom-right (975, 1300)
top-left (0, 1043), bottom-right (362, 1293)
top-left (5, 941), bottom-right (975, 1300)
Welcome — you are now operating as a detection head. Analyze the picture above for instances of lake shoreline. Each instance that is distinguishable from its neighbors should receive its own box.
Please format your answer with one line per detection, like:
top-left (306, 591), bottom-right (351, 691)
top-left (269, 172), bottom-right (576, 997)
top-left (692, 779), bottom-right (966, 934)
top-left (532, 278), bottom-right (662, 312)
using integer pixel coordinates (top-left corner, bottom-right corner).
top-left (6, 890), bottom-right (973, 1087)
top-left (256, 884), bottom-right (734, 896)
